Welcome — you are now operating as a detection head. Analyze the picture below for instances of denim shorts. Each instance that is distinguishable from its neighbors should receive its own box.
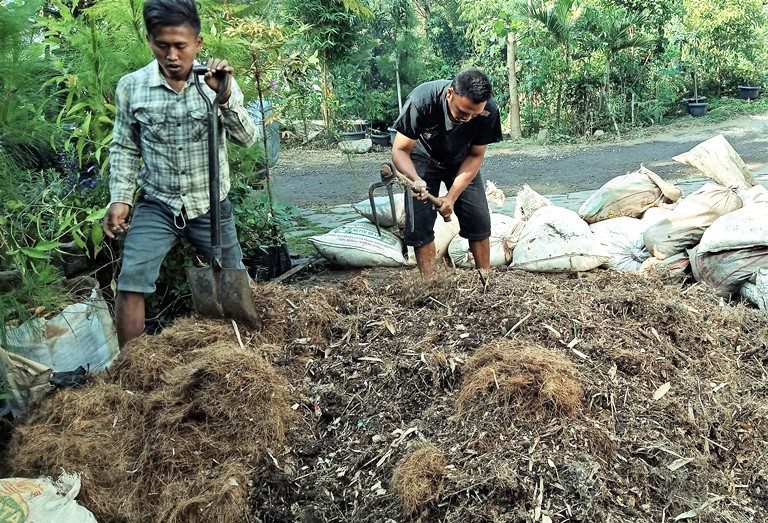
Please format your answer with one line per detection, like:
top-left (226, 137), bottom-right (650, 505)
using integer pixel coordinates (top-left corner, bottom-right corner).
top-left (117, 193), bottom-right (244, 294)
top-left (403, 158), bottom-right (491, 247)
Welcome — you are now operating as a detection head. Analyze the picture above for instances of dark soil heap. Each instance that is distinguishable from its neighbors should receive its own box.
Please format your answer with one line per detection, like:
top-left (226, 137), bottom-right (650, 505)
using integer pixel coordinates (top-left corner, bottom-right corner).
top-left (4, 269), bottom-right (768, 522)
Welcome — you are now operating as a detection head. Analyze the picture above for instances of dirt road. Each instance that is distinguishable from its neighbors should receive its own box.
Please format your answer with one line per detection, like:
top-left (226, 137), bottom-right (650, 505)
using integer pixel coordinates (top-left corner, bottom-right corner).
top-left (272, 113), bottom-right (768, 209)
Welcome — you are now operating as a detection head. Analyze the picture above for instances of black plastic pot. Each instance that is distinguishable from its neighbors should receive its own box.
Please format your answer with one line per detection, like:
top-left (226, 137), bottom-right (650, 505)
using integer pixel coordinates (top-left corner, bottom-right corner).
top-left (340, 130), bottom-right (366, 141)
top-left (682, 96), bottom-right (707, 105)
top-left (244, 243), bottom-right (292, 281)
top-left (687, 102), bottom-right (708, 117)
top-left (738, 85), bottom-right (760, 100)
top-left (370, 132), bottom-right (390, 146)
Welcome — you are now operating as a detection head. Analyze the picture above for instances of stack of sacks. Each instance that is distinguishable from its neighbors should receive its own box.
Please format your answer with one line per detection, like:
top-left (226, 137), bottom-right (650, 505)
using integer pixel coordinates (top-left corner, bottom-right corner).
top-left (642, 183), bottom-right (743, 260)
top-left (448, 213), bottom-right (521, 268)
top-left (312, 180), bottom-right (504, 268)
top-left (689, 201), bottom-right (768, 297)
top-left (571, 166), bottom-right (682, 272)
top-left (448, 184), bottom-right (544, 269)
top-left (672, 134), bottom-right (756, 190)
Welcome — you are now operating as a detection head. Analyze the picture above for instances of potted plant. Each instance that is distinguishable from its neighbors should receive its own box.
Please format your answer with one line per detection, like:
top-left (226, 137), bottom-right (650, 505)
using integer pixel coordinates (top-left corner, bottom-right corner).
top-left (738, 85), bottom-right (760, 100)
top-left (340, 119), bottom-right (368, 141)
top-left (685, 71), bottom-right (708, 117)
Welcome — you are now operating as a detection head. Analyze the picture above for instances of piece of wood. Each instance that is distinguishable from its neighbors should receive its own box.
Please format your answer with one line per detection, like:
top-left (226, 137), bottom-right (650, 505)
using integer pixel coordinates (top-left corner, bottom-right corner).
top-left (273, 258), bottom-right (320, 283)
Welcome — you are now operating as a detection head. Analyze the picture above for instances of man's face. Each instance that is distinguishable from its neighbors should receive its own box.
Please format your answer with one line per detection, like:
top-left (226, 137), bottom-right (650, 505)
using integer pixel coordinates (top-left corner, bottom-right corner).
top-left (147, 24), bottom-right (202, 82)
top-left (446, 87), bottom-right (487, 123)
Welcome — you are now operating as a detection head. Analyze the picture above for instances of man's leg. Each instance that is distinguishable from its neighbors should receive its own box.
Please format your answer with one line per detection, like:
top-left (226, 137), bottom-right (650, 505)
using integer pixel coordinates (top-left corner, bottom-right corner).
top-left (115, 194), bottom-right (181, 348)
top-left (115, 291), bottom-right (145, 347)
top-left (469, 238), bottom-right (491, 269)
top-left (414, 242), bottom-right (437, 278)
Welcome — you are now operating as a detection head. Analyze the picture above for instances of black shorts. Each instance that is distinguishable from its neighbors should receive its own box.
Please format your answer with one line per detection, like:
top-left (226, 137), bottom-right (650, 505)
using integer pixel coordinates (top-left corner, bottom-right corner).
top-left (403, 157), bottom-right (491, 247)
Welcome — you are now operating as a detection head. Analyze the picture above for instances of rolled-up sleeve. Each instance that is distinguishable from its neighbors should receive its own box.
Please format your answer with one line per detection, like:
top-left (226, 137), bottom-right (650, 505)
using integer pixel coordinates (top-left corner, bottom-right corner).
top-left (220, 77), bottom-right (258, 148)
top-left (108, 76), bottom-right (141, 206)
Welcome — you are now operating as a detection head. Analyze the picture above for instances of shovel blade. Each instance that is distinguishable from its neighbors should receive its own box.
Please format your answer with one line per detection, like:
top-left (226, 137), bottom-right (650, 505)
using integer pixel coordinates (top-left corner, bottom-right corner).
top-left (186, 267), bottom-right (261, 329)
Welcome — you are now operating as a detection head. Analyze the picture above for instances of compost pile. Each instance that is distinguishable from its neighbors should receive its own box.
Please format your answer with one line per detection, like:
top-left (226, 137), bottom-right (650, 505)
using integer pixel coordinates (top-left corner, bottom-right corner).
top-left (3, 267), bottom-right (768, 522)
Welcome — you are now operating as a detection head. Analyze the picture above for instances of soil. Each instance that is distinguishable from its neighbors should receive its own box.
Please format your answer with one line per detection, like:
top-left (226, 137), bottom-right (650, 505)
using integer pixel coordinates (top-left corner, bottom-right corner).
top-left (6, 270), bottom-right (768, 522)
top-left (273, 113), bottom-right (768, 209)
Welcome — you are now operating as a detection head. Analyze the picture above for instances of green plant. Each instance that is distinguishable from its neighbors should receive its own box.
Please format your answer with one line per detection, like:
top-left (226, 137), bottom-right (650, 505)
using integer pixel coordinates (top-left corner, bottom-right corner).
top-left (229, 180), bottom-right (299, 248)
top-left (40, 0), bottom-right (148, 172)
top-left (0, 168), bottom-right (107, 272)
top-left (0, 262), bottom-right (67, 341)
top-left (0, 0), bottom-right (59, 169)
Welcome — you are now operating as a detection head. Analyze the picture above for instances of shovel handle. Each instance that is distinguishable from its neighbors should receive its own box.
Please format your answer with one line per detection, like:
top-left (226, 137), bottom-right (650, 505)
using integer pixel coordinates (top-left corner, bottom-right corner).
top-left (391, 170), bottom-right (451, 222)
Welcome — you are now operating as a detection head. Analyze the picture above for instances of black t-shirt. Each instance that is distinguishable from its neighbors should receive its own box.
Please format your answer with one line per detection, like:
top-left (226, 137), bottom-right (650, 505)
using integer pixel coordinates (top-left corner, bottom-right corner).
top-left (393, 80), bottom-right (503, 166)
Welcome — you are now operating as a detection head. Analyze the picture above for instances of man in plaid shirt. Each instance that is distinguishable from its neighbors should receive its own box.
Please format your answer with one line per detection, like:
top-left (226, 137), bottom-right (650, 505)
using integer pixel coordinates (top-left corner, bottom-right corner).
top-left (102, 0), bottom-right (257, 347)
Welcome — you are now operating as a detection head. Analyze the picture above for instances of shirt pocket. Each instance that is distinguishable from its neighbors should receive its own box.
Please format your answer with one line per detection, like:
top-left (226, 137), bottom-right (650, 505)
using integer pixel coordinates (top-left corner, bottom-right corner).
top-left (134, 107), bottom-right (169, 144)
top-left (189, 108), bottom-right (209, 142)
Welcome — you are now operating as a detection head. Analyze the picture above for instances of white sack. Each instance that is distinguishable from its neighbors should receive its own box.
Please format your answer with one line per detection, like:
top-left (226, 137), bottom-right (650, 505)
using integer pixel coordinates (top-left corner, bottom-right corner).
top-left (4, 287), bottom-right (119, 372)
top-left (672, 134), bottom-right (755, 189)
top-left (434, 215), bottom-right (461, 259)
top-left (511, 206), bottom-right (608, 272)
top-left (578, 166), bottom-right (682, 224)
top-left (590, 217), bottom-right (650, 271)
top-left (737, 185), bottom-right (768, 205)
top-left (310, 219), bottom-right (408, 268)
top-left (698, 202), bottom-right (768, 254)
top-left (0, 473), bottom-right (97, 523)
top-left (448, 213), bottom-right (522, 268)
top-left (693, 246), bottom-right (768, 297)
top-left (352, 194), bottom-right (406, 228)
top-left (641, 205), bottom-right (675, 227)
top-left (643, 183), bottom-right (742, 260)
top-left (514, 184), bottom-right (551, 220)
top-left (740, 267), bottom-right (768, 310)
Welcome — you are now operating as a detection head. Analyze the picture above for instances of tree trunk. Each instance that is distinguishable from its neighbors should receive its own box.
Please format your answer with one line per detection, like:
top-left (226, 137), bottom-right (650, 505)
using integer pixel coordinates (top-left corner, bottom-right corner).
top-left (506, 32), bottom-right (522, 139)
top-left (395, 49), bottom-right (403, 112)
top-left (320, 57), bottom-right (331, 130)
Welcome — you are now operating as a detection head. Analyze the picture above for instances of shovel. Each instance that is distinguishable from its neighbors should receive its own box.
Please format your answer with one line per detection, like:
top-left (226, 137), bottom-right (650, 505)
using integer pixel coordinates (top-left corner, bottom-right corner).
top-left (185, 65), bottom-right (261, 329)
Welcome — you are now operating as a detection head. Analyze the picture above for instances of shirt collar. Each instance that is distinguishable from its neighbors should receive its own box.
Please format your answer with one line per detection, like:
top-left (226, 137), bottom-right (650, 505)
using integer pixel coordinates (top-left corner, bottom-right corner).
top-left (442, 89), bottom-right (458, 131)
top-left (147, 59), bottom-right (200, 90)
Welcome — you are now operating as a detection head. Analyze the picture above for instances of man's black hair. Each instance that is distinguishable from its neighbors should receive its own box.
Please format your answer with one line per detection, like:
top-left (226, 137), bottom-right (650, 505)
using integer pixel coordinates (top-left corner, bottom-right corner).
top-left (143, 0), bottom-right (201, 37)
top-left (451, 69), bottom-right (493, 104)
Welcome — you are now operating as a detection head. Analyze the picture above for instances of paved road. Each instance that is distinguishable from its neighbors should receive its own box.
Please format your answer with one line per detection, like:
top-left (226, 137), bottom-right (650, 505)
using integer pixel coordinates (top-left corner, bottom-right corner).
top-left (272, 113), bottom-right (768, 210)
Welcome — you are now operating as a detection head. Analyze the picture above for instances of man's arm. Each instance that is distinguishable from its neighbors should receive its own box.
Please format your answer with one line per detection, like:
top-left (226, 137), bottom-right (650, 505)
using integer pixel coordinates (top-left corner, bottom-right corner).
top-left (104, 77), bottom-right (140, 238)
top-left (437, 144), bottom-right (487, 217)
top-left (219, 78), bottom-right (258, 148)
top-left (391, 132), bottom-right (423, 186)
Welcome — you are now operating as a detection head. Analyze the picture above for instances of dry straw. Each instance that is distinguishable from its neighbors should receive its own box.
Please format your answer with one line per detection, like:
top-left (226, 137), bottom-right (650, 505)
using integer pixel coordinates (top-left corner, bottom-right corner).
top-left (456, 341), bottom-right (583, 418)
top-left (391, 443), bottom-right (447, 514)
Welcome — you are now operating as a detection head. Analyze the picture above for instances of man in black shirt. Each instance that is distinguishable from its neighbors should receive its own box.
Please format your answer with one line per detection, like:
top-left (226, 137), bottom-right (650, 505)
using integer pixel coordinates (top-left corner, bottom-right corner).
top-left (392, 68), bottom-right (503, 277)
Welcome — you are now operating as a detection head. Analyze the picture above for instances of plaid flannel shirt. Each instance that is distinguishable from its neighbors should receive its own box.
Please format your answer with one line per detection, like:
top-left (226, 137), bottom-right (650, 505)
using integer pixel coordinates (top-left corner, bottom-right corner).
top-left (109, 60), bottom-right (257, 220)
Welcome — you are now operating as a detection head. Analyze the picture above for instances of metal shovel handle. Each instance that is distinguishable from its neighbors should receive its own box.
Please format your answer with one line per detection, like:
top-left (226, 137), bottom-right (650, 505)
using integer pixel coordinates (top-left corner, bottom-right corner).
top-left (192, 67), bottom-right (231, 270)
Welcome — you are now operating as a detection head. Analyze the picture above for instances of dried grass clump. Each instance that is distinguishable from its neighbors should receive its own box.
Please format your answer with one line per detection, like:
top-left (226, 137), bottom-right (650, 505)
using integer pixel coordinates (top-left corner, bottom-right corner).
top-left (153, 341), bottom-right (294, 450)
top-left (398, 269), bottom-right (463, 307)
top-left (111, 335), bottom-right (184, 392)
top-left (6, 381), bottom-right (147, 519)
top-left (5, 337), bottom-right (294, 522)
top-left (152, 317), bottom-right (237, 350)
top-left (456, 341), bottom-right (583, 418)
top-left (391, 444), bottom-right (447, 514)
top-left (254, 283), bottom-right (344, 346)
